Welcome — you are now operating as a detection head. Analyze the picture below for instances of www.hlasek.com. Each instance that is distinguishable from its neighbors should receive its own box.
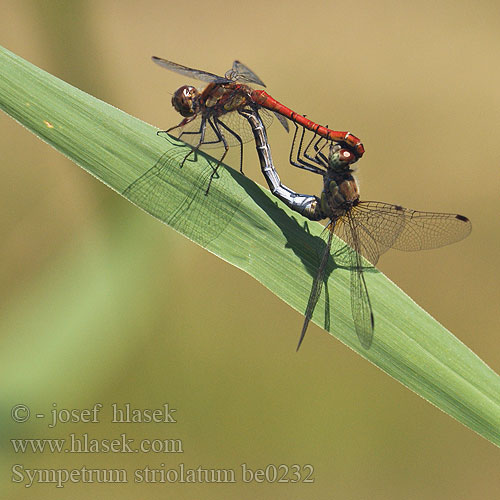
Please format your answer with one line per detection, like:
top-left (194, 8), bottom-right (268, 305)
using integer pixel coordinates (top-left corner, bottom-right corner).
top-left (12, 463), bottom-right (315, 487)
top-left (11, 433), bottom-right (183, 454)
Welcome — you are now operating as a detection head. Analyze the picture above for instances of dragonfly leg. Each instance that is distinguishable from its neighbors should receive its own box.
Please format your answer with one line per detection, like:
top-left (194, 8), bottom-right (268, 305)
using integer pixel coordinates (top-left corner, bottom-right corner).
top-left (175, 116), bottom-right (229, 174)
top-left (159, 116), bottom-right (196, 136)
top-left (178, 116), bottom-right (212, 168)
top-left (202, 117), bottom-right (230, 194)
top-left (304, 129), bottom-right (330, 166)
top-left (289, 123), bottom-right (327, 175)
top-left (176, 117), bottom-right (207, 143)
top-left (216, 118), bottom-right (245, 174)
top-left (172, 115), bottom-right (225, 147)
top-left (169, 115), bottom-right (228, 192)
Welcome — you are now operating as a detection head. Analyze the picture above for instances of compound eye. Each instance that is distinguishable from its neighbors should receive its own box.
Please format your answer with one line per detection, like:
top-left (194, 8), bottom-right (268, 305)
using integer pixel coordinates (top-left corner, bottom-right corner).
top-left (329, 147), bottom-right (357, 169)
top-left (339, 149), bottom-right (355, 164)
top-left (171, 85), bottom-right (199, 117)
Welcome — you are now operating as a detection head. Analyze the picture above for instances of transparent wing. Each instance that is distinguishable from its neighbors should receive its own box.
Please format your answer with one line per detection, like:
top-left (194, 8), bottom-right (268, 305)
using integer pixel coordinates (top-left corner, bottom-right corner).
top-left (273, 111), bottom-right (290, 132)
top-left (325, 201), bottom-right (470, 349)
top-left (122, 146), bottom-right (245, 246)
top-left (332, 202), bottom-right (471, 266)
top-left (333, 208), bottom-right (399, 266)
top-left (226, 61), bottom-right (288, 131)
top-left (352, 201), bottom-right (472, 254)
top-left (152, 56), bottom-right (232, 84)
top-left (171, 109), bottom-right (274, 149)
top-left (225, 60), bottom-right (266, 86)
top-left (344, 213), bottom-right (375, 349)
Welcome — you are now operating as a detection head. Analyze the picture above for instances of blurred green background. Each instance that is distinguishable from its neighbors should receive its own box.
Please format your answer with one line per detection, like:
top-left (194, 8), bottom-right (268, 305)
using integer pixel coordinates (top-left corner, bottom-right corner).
top-left (1, 0), bottom-right (499, 498)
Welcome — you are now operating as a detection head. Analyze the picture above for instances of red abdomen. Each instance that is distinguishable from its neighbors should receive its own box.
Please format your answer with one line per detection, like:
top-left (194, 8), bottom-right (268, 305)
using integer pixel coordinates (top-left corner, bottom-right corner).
top-left (251, 89), bottom-right (365, 158)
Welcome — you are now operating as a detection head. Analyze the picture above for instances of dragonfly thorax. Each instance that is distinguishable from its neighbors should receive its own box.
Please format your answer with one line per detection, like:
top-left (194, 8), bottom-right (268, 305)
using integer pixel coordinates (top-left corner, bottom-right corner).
top-left (202, 83), bottom-right (253, 115)
top-left (320, 174), bottom-right (360, 219)
top-left (172, 85), bottom-right (201, 117)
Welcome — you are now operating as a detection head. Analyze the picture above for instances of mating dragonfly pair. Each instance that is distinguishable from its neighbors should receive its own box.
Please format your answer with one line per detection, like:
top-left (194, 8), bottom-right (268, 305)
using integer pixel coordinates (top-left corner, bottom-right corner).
top-left (126, 57), bottom-right (471, 349)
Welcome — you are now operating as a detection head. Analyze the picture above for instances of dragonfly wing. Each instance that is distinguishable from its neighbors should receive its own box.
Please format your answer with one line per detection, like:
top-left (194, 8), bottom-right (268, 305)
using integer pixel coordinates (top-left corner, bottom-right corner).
top-left (152, 57), bottom-right (232, 84)
top-left (217, 108), bottom-right (274, 145)
top-left (225, 60), bottom-right (266, 86)
top-left (297, 226), bottom-right (334, 350)
top-left (170, 115), bottom-right (219, 148)
top-left (334, 209), bottom-right (393, 266)
top-left (171, 114), bottom-right (242, 149)
top-left (122, 146), bottom-right (246, 246)
top-left (344, 214), bottom-right (375, 348)
top-left (349, 246), bottom-right (375, 349)
top-left (353, 202), bottom-right (471, 252)
top-left (273, 111), bottom-right (290, 132)
top-left (167, 108), bottom-right (274, 150)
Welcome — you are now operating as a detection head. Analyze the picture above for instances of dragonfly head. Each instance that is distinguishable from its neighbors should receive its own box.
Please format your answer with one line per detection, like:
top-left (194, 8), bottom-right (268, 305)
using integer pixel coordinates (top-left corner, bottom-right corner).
top-left (171, 85), bottom-right (200, 117)
top-left (328, 145), bottom-right (357, 172)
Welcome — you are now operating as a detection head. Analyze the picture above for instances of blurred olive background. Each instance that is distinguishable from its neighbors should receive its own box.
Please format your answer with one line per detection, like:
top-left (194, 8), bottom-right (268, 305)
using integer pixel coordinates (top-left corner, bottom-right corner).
top-left (1, 0), bottom-right (499, 498)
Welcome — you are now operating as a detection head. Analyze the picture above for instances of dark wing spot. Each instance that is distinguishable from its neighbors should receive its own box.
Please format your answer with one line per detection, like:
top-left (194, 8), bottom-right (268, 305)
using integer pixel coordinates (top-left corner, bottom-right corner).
top-left (455, 214), bottom-right (469, 222)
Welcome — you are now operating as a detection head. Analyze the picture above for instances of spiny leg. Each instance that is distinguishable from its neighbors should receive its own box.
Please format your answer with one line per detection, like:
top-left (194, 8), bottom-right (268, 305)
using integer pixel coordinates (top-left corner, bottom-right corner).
top-left (305, 129), bottom-right (330, 166)
top-left (217, 118), bottom-right (245, 174)
top-left (157, 115), bottom-right (196, 137)
top-left (296, 123), bottom-right (328, 172)
top-left (289, 123), bottom-right (326, 174)
top-left (179, 117), bottom-right (208, 168)
top-left (179, 116), bottom-right (226, 169)
top-left (298, 120), bottom-right (326, 163)
top-left (203, 117), bottom-right (230, 194)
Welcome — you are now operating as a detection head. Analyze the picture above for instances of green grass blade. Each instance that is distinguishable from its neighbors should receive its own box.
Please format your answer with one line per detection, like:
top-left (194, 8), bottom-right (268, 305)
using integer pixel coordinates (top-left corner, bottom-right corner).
top-left (1, 46), bottom-right (499, 445)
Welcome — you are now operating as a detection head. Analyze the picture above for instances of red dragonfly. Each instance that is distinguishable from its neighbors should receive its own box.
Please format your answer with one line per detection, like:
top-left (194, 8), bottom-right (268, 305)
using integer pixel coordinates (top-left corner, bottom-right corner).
top-left (152, 57), bottom-right (365, 177)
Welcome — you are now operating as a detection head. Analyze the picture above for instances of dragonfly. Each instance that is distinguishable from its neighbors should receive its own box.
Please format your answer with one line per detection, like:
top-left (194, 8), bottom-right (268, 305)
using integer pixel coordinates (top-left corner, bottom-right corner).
top-left (152, 57), bottom-right (364, 185)
top-left (240, 109), bottom-right (472, 349)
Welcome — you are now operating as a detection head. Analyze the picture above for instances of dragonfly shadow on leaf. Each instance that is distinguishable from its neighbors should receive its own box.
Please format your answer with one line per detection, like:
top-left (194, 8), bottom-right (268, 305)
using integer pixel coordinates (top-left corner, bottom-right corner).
top-left (241, 183), bottom-right (376, 339)
top-left (122, 134), bottom-right (247, 247)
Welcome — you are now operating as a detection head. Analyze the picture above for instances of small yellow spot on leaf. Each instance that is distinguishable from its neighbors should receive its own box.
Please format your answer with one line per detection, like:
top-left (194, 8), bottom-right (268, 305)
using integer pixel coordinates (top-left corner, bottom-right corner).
top-left (43, 120), bottom-right (54, 128)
